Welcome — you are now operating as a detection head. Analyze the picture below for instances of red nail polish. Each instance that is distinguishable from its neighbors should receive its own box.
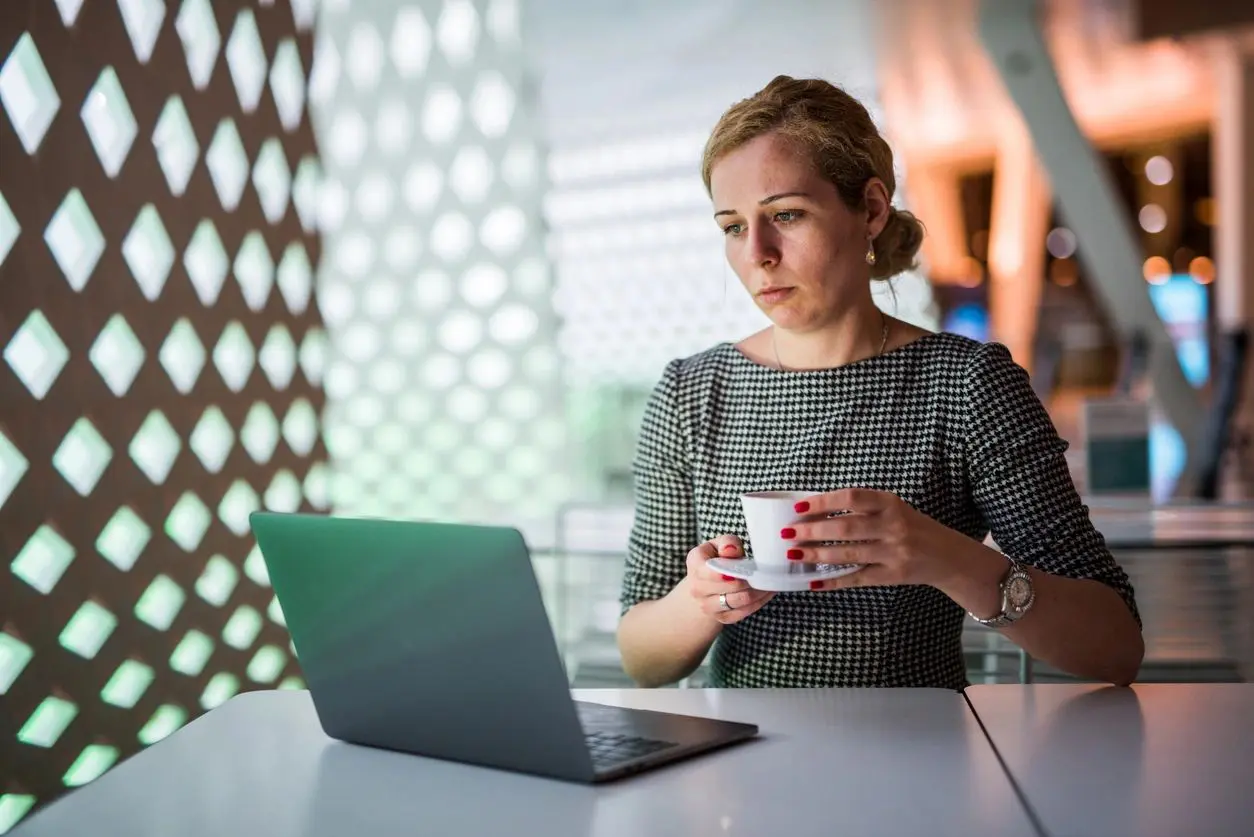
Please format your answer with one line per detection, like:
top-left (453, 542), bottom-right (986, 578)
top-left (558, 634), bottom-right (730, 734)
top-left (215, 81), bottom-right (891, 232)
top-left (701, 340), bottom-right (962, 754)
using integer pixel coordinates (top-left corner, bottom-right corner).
top-left (794, 501), bottom-right (810, 513)
top-left (809, 580), bottom-right (825, 590)
top-left (787, 548), bottom-right (803, 560)
top-left (780, 527), bottom-right (796, 539)
top-left (722, 574), bottom-right (735, 581)
top-left (722, 544), bottom-right (738, 553)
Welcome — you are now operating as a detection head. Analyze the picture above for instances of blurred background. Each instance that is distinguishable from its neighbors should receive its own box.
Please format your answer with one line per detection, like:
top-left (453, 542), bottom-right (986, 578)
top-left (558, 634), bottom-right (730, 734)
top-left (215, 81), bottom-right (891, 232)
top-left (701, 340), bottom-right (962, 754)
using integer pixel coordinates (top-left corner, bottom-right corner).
top-left (3, 0), bottom-right (1254, 830)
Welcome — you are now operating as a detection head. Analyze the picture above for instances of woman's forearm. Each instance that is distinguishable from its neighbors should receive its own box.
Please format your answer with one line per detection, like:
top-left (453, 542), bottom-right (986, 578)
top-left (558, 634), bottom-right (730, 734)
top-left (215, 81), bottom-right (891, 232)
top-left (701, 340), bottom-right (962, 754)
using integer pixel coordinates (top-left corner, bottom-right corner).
top-left (934, 542), bottom-right (1145, 686)
top-left (617, 579), bottom-right (723, 687)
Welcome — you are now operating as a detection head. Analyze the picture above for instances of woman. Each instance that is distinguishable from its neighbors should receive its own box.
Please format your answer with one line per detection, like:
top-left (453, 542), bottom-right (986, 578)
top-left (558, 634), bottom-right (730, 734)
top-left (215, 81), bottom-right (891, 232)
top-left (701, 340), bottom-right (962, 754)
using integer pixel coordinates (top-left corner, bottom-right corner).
top-left (616, 75), bottom-right (1143, 690)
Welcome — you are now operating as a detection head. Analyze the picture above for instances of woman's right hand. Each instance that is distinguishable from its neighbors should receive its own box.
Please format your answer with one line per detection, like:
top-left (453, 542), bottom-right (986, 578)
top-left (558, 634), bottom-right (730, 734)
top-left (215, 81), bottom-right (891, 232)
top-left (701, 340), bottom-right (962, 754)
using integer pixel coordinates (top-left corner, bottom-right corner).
top-left (684, 534), bottom-right (776, 624)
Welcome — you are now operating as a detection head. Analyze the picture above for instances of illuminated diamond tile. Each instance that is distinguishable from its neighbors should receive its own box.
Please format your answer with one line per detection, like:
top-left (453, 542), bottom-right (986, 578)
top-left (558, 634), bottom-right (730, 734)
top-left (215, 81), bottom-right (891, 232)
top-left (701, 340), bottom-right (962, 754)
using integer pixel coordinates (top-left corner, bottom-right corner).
top-left (218, 480), bottom-right (258, 537)
top-left (153, 96), bottom-right (198, 196)
top-left (345, 24), bottom-right (384, 90)
top-left (0, 191), bottom-right (18, 268)
top-left (304, 461), bottom-right (329, 510)
top-left (282, 399), bottom-right (318, 456)
top-left (0, 794), bottom-right (36, 835)
top-left (327, 110), bottom-right (367, 168)
top-left (89, 315), bottom-right (145, 397)
top-left (223, 605), bottom-right (262, 650)
top-left (123, 204), bottom-right (176, 301)
top-left (200, 672), bottom-right (239, 710)
top-left (299, 328), bottom-right (328, 386)
top-left (243, 544), bottom-right (269, 586)
top-left (471, 350), bottom-right (513, 389)
top-left (97, 506), bottom-right (151, 571)
top-left (64, 744), bottom-right (119, 787)
top-left (11, 525), bottom-right (74, 595)
top-left (60, 601), bottom-right (117, 659)
top-left (461, 263), bottom-right (507, 308)
top-left (270, 39), bottom-right (305, 133)
top-left (276, 243), bottom-right (312, 315)
top-left (279, 676), bottom-right (305, 691)
top-left (355, 170), bottom-right (394, 222)
top-left (129, 410), bottom-right (181, 486)
top-left (431, 212), bottom-right (473, 262)
top-left (253, 140), bottom-right (291, 225)
top-left (0, 632), bottom-right (33, 695)
top-left (291, 0), bottom-right (317, 31)
top-left (176, 0), bottom-right (220, 89)
top-left (375, 98), bottom-right (412, 157)
top-left (437, 0), bottom-right (480, 65)
top-left (18, 696), bottom-right (77, 747)
top-left (487, 0), bottom-right (520, 42)
top-left (234, 232), bottom-right (274, 311)
top-left (449, 146), bottom-right (493, 204)
top-left (490, 304), bottom-right (538, 344)
top-left (55, 0), bottom-right (85, 26)
top-left (226, 10), bottom-right (267, 113)
top-left (170, 631), bottom-right (213, 676)
top-left (119, 0), bottom-right (166, 64)
top-left (240, 403), bottom-right (279, 464)
top-left (404, 161), bottom-right (443, 212)
top-left (5, 309), bottom-right (69, 399)
top-left (181, 224), bottom-right (228, 306)
top-left (190, 406), bottom-right (234, 473)
top-left (0, 429), bottom-right (28, 511)
top-left (135, 575), bottom-right (185, 631)
top-left (206, 119), bottom-right (249, 211)
top-left (214, 321), bottom-right (256, 392)
top-left (267, 595), bottom-right (286, 627)
top-left (165, 491), bottom-right (211, 552)
top-left (421, 85), bottom-right (462, 144)
top-left (480, 205), bottom-right (525, 255)
top-left (44, 189), bottom-right (105, 291)
top-left (53, 418), bottom-right (112, 497)
top-left (138, 705), bottom-right (187, 745)
top-left (160, 318), bottom-right (207, 394)
top-left (195, 555), bottom-right (238, 606)
top-left (81, 67), bottom-right (137, 177)
top-left (264, 470), bottom-right (302, 512)
top-left (101, 659), bottom-right (154, 708)
top-left (307, 30), bottom-right (340, 106)
top-left (469, 71), bottom-right (513, 138)
top-left (259, 325), bottom-right (297, 391)
top-left (0, 34), bottom-right (61, 155)
top-left (384, 225), bottom-right (422, 272)
top-left (391, 6), bottom-right (433, 77)
top-left (247, 645), bottom-right (286, 684)
top-left (291, 157), bottom-right (320, 233)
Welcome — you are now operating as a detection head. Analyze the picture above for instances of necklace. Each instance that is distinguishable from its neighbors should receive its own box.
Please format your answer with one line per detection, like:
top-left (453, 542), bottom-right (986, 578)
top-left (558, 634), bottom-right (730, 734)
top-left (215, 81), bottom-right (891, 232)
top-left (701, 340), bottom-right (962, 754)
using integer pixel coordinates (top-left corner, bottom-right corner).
top-left (772, 311), bottom-right (889, 372)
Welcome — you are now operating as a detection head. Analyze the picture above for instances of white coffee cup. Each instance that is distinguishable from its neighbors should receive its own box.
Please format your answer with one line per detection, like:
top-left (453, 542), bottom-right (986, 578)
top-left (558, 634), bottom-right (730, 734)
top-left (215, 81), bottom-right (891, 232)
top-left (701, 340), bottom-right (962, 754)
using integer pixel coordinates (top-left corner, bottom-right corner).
top-left (740, 490), bottom-right (812, 571)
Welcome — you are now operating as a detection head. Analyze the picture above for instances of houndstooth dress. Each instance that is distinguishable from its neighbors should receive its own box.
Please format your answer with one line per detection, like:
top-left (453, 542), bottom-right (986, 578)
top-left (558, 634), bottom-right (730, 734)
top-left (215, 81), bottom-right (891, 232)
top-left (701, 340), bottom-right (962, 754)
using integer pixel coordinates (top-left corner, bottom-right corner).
top-left (620, 332), bottom-right (1140, 689)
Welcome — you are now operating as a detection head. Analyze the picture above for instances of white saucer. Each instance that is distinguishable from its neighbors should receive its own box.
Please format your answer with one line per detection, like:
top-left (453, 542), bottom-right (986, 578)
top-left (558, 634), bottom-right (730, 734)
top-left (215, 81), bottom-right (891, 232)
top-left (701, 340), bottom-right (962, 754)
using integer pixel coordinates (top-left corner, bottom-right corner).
top-left (706, 557), bottom-right (863, 592)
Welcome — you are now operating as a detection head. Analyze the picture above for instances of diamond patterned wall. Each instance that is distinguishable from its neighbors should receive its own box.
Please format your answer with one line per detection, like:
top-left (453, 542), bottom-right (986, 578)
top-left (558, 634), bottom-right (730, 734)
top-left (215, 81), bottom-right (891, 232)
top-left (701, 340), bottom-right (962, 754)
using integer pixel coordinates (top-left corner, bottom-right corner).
top-left (0, 2), bottom-right (323, 831)
top-left (307, 0), bottom-right (569, 544)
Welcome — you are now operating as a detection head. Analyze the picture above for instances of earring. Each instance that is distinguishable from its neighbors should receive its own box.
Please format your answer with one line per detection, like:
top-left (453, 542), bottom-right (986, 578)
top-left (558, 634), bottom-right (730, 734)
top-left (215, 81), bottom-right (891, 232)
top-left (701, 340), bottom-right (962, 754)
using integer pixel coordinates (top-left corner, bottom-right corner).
top-left (865, 241), bottom-right (876, 266)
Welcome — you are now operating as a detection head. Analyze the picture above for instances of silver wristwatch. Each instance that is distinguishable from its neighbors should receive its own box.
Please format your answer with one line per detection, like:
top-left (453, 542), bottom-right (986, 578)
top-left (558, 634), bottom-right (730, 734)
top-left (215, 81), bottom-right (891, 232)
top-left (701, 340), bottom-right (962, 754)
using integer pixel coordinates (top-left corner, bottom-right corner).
top-left (968, 558), bottom-right (1035, 628)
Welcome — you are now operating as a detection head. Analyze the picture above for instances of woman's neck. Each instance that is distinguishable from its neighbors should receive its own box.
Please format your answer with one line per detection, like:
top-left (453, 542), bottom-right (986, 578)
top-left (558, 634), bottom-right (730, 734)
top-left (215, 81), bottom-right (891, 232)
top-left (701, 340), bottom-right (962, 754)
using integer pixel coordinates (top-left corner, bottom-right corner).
top-left (771, 304), bottom-right (889, 371)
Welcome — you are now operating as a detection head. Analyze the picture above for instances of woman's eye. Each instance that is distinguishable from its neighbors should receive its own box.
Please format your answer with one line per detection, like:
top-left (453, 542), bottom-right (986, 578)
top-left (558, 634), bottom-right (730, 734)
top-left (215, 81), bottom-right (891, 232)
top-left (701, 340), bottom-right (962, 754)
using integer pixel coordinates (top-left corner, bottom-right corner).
top-left (775, 210), bottom-right (801, 223)
top-left (722, 223), bottom-right (743, 236)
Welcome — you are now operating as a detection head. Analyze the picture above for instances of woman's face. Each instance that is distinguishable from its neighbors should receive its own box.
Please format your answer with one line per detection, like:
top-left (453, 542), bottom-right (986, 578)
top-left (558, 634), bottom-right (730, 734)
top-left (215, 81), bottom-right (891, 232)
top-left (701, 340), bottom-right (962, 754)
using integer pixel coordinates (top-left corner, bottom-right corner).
top-left (709, 132), bottom-right (888, 331)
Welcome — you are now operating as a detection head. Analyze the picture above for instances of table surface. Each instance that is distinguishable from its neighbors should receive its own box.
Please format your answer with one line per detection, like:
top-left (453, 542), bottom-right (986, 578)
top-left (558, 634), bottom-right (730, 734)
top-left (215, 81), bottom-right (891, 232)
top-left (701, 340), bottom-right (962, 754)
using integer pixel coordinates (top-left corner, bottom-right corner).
top-left (965, 683), bottom-right (1254, 837)
top-left (1087, 504), bottom-right (1254, 548)
top-left (11, 687), bottom-right (1038, 837)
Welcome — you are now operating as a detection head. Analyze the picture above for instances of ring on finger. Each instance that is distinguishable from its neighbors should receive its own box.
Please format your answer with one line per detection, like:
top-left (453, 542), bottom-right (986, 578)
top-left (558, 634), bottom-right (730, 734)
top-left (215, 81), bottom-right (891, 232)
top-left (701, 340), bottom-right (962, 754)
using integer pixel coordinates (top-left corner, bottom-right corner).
top-left (719, 592), bottom-right (734, 611)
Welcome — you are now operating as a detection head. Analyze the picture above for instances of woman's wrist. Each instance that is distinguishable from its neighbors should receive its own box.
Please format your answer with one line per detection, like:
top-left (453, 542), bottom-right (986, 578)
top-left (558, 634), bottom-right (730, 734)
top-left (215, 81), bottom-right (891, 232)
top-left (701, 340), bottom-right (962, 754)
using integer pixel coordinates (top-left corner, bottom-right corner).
top-left (928, 538), bottom-right (1012, 619)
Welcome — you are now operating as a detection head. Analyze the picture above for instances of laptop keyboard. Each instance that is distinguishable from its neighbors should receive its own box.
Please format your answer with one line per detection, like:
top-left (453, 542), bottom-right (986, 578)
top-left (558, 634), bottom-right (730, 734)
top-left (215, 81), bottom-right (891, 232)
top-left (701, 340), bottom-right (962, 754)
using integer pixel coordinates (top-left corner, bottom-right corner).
top-left (584, 731), bottom-right (676, 766)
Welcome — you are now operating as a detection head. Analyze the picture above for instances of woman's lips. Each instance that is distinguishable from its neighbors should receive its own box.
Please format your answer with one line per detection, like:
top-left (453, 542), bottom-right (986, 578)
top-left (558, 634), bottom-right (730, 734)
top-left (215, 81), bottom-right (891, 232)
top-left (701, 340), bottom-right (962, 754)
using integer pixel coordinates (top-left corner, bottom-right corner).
top-left (757, 287), bottom-right (794, 304)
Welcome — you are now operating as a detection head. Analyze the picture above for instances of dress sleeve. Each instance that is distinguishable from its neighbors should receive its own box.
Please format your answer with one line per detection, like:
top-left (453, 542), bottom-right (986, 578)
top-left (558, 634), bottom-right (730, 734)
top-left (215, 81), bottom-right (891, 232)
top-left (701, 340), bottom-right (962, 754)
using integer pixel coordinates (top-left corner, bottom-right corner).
top-left (620, 359), bottom-right (698, 614)
top-left (963, 341), bottom-right (1140, 625)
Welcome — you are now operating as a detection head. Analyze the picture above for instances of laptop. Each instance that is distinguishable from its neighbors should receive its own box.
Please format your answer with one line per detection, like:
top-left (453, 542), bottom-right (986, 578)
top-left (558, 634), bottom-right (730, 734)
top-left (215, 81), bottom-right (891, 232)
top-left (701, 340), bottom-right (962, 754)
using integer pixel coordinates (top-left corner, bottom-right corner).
top-left (249, 512), bottom-right (758, 783)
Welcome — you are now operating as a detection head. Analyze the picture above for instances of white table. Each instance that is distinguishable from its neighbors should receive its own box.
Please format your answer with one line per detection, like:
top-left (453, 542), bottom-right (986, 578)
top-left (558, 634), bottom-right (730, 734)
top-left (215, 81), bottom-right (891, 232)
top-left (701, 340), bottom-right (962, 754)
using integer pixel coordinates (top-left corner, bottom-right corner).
top-left (965, 683), bottom-right (1254, 837)
top-left (11, 688), bottom-right (1038, 837)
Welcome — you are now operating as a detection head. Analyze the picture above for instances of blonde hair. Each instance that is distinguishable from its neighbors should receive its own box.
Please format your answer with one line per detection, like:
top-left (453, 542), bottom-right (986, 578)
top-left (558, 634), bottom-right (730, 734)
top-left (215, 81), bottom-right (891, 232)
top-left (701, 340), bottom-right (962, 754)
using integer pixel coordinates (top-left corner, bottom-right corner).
top-left (701, 75), bottom-right (924, 280)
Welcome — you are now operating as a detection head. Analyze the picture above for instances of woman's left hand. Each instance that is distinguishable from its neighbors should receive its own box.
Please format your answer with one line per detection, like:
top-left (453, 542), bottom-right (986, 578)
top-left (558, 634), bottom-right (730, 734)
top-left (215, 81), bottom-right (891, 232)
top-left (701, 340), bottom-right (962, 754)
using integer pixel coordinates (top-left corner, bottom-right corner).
top-left (781, 488), bottom-right (965, 591)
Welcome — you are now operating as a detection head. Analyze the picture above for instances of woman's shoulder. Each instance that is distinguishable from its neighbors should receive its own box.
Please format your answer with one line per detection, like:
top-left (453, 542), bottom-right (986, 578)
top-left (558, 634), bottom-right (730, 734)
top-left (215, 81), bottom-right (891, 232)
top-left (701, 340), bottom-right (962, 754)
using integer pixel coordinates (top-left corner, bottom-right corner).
top-left (654, 343), bottom-right (745, 389)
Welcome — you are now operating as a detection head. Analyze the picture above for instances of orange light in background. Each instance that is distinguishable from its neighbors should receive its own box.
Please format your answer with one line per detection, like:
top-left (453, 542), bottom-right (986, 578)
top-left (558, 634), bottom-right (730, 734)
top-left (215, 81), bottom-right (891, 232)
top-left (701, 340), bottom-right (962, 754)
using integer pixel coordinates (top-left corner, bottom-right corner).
top-left (1143, 256), bottom-right (1171, 284)
top-left (1195, 197), bottom-right (1216, 226)
top-left (1049, 257), bottom-right (1078, 287)
top-left (1189, 256), bottom-right (1215, 285)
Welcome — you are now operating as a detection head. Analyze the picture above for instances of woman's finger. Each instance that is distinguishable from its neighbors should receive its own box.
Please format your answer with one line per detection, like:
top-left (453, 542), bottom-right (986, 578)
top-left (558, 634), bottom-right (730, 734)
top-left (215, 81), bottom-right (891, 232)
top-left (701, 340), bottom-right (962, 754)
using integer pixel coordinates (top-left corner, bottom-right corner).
top-left (784, 542), bottom-right (877, 565)
top-left (784, 512), bottom-right (879, 545)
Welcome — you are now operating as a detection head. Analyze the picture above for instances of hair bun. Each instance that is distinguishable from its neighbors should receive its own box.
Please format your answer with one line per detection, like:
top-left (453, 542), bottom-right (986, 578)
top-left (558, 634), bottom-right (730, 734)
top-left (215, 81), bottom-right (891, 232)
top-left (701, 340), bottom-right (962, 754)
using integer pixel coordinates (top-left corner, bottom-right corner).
top-left (871, 208), bottom-right (925, 280)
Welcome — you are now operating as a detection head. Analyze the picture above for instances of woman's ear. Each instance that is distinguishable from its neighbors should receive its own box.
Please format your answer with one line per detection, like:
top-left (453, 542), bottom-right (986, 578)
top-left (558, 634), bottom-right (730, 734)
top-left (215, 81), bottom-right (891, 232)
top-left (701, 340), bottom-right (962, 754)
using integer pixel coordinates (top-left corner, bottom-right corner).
top-left (863, 178), bottom-right (892, 239)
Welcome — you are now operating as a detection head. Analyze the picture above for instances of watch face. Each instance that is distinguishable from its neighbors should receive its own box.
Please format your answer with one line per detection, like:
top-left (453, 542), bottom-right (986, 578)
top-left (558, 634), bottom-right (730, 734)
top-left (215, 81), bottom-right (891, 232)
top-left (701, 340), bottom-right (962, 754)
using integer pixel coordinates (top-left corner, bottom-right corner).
top-left (1006, 575), bottom-right (1033, 609)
